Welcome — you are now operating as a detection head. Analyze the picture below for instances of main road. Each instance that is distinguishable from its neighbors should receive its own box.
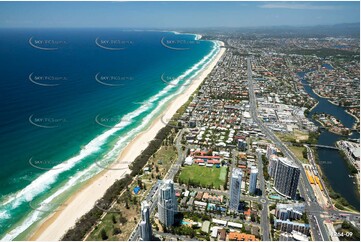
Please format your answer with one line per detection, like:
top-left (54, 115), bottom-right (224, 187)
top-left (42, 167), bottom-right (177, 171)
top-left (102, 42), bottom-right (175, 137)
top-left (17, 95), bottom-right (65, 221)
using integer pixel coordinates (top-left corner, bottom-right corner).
top-left (246, 57), bottom-right (329, 241)
top-left (304, 144), bottom-right (333, 208)
top-left (256, 152), bottom-right (271, 241)
top-left (129, 129), bottom-right (186, 241)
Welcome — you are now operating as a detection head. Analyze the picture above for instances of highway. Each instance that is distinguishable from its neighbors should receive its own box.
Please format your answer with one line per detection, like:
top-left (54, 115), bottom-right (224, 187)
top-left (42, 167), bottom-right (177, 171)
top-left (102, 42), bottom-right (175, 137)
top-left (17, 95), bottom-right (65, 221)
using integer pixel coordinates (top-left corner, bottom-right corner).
top-left (256, 152), bottom-right (271, 241)
top-left (128, 57), bottom-right (359, 241)
top-left (128, 181), bottom-right (159, 241)
top-left (246, 57), bottom-right (330, 241)
top-left (165, 129), bottom-right (187, 180)
top-left (304, 144), bottom-right (333, 208)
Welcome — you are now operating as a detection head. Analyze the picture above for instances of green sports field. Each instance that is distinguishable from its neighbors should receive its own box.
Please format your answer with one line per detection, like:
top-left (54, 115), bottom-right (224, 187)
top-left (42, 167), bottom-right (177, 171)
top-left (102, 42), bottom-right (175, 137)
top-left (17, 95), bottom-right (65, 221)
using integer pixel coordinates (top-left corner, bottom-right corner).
top-left (178, 165), bottom-right (227, 189)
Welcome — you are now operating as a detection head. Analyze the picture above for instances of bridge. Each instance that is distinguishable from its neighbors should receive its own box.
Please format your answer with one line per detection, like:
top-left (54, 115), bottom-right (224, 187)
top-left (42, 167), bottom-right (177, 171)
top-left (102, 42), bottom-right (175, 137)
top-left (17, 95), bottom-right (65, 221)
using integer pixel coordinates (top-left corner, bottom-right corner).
top-left (308, 144), bottom-right (340, 150)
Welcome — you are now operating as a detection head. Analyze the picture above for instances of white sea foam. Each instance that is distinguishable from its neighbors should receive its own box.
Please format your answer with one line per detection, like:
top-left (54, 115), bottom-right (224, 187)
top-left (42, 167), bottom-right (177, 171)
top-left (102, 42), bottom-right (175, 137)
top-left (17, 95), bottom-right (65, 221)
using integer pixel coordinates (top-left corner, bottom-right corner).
top-left (0, 210), bottom-right (10, 220)
top-left (0, 39), bottom-right (220, 241)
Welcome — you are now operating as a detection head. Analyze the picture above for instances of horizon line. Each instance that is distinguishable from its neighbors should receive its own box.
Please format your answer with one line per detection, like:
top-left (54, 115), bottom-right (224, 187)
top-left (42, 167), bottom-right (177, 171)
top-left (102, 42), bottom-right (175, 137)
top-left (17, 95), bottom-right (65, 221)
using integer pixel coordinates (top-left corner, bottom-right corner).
top-left (0, 22), bottom-right (359, 30)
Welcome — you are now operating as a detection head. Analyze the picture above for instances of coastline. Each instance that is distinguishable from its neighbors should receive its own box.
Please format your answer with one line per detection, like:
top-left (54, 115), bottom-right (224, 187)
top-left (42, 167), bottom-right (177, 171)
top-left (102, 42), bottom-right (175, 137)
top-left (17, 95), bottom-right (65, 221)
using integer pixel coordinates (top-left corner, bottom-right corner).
top-left (313, 89), bottom-right (359, 129)
top-left (327, 99), bottom-right (339, 106)
top-left (29, 40), bottom-right (226, 241)
top-left (312, 89), bottom-right (330, 99)
top-left (346, 110), bottom-right (360, 123)
top-left (345, 109), bottom-right (360, 129)
top-left (313, 115), bottom-right (350, 136)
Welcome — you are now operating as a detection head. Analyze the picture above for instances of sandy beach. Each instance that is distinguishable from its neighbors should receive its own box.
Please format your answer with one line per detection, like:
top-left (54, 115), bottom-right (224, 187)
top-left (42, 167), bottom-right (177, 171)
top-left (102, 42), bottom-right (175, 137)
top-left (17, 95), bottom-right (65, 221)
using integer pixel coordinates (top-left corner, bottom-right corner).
top-left (29, 40), bottom-right (225, 241)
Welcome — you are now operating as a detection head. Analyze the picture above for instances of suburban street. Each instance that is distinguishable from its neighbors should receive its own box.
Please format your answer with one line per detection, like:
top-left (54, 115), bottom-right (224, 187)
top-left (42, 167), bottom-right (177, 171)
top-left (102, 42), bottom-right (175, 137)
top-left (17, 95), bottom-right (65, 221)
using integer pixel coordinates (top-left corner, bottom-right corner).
top-left (127, 55), bottom-right (361, 242)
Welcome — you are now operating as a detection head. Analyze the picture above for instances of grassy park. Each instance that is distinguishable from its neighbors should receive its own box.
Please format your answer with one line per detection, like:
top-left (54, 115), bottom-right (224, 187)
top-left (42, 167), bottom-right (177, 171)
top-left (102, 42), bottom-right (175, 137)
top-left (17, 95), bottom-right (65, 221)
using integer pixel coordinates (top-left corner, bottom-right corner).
top-left (178, 165), bottom-right (227, 189)
top-left (289, 146), bottom-right (308, 163)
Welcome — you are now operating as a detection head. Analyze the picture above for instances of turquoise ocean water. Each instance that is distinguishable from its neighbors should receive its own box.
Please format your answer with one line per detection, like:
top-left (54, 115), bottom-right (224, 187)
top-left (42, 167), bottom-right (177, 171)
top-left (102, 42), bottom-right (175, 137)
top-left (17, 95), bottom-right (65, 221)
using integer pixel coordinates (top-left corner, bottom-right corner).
top-left (0, 29), bottom-right (220, 240)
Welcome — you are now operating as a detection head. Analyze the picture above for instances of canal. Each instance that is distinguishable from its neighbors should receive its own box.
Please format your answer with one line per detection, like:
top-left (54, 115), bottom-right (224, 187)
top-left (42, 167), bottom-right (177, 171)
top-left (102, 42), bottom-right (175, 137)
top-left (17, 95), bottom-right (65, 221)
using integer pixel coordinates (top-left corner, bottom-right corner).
top-left (298, 69), bottom-right (360, 210)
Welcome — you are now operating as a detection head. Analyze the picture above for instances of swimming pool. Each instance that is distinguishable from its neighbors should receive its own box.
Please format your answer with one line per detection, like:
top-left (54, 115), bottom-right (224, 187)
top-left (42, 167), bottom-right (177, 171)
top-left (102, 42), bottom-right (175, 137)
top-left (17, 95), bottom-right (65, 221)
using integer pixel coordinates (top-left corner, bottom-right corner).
top-left (269, 195), bottom-right (281, 200)
top-left (181, 220), bottom-right (190, 225)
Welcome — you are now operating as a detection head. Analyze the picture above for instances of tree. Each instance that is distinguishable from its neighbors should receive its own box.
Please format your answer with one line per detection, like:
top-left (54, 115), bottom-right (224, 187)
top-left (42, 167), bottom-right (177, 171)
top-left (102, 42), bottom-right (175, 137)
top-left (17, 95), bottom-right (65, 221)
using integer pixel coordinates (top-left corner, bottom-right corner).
top-left (270, 214), bottom-right (274, 224)
top-left (302, 148), bottom-right (308, 159)
top-left (119, 215), bottom-right (127, 224)
top-left (190, 230), bottom-right (195, 238)
top-left (112, 214), bottom-right (117, 224)
top-left (335, 203), bottom-right (344, 210)
top-left (251, 213), bottom-right (256, 222)
top-left (301, 213), bottom-right (308, 224)
top-left (342, 221), bottom-right (351, 229)
top-left (269, 203), bottom-right (276, 210)
top-left (257, 204), bottom-right (262, 210)
top-left (241, 225), bottom-right (246, 233)
top-left (192, 224), bottom-right (198, 229)
top-left (113, 227), bottom-right (121, 235)
top-left (137, 179), bottom-right (143, 189)
top-left (100, 228), bottom-right (108, 240)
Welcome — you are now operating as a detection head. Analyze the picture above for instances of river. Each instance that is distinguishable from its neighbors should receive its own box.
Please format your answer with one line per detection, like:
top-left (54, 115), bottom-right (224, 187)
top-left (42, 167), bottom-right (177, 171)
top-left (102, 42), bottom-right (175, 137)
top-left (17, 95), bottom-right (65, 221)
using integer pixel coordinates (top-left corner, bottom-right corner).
top-left (298, 67), bottom-right (360, 210)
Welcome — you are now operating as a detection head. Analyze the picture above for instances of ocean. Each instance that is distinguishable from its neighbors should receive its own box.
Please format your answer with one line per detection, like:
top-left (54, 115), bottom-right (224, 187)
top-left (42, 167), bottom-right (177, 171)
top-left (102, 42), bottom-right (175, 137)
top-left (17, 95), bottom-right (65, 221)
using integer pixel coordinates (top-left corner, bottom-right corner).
top-left (0, 28), bottom-right (220, 240)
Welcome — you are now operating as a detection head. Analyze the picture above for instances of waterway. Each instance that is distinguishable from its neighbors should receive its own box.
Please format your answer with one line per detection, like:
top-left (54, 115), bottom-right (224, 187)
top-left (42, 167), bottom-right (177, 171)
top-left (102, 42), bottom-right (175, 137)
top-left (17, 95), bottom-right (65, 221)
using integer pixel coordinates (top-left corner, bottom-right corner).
top-left (298, 68), bottom-right (360, 210)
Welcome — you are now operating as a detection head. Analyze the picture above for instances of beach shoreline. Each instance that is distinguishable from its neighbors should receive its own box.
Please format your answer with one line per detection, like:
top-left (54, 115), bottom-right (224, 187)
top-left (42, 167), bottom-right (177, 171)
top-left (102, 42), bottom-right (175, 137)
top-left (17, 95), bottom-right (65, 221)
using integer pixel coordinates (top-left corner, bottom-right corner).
top-left (29, 40), bottom-right (226, 241)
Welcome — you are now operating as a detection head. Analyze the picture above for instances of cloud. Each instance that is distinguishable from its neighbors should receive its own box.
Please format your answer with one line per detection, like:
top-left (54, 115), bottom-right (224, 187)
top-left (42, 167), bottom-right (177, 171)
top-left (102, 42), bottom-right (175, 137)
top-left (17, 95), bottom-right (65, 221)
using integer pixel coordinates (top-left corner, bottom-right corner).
top-left (259, 2), bottom-right (340, 10)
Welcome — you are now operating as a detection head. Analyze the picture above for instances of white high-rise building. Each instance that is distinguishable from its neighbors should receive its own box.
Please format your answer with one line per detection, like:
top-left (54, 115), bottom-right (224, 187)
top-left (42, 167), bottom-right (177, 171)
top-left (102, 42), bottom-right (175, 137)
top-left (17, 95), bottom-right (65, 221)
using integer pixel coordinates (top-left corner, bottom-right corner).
top-left (140, 201), bottom-right (152, 241)
top-left (249, 166), bottom-right (258, 195)
top-left (275, 203), bottom-right (305, 221)
top-left (158, 180), bottom-right (177, 227)
top-left (268, 155), bottom-right (279, 178)
top-left (229, 168), bottom-right (243, 211)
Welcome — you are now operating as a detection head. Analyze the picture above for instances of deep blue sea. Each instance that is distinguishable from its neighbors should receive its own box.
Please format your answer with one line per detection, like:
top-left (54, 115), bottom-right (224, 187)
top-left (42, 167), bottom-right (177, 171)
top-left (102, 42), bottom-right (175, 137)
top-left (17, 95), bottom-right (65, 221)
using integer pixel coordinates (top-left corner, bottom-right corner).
top-left (0, 28), bottom-right (220, 239)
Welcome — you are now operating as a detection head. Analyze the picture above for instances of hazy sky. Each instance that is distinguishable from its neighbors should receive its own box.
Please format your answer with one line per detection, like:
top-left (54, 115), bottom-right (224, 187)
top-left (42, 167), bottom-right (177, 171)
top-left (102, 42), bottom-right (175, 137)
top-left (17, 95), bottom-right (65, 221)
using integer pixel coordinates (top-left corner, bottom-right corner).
top-left (0, 1), bottom-right (359, 28)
